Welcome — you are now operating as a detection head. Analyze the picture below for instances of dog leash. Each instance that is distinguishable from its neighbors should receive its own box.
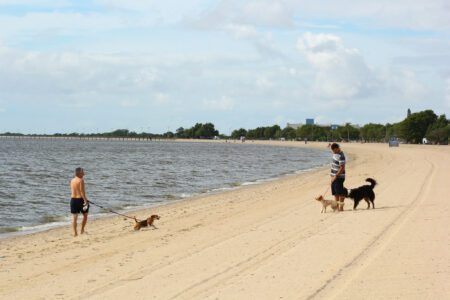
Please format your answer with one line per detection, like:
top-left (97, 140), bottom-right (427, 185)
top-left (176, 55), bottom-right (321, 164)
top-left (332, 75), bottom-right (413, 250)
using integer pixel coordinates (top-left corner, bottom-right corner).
top-left (322, 186), bottom-right (330, 197)
top-left (88, 200), bottom-right (136, 220)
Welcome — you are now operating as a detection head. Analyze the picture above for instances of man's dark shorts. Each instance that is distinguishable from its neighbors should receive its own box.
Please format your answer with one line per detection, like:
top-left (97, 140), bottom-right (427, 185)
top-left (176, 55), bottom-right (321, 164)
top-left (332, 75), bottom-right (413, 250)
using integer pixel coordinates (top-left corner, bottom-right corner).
top-left (331, 177), bottom-right (346, 196)
top-left (70, 198), bottom-right (89, 214)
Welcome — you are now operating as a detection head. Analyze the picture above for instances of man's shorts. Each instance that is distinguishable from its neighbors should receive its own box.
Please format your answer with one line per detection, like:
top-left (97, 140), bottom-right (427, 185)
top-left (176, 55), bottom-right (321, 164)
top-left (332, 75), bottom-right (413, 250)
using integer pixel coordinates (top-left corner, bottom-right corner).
top-left (70, 198), bottom-right (89, 214)
top-left (331, 177), bottom-right (346, 196)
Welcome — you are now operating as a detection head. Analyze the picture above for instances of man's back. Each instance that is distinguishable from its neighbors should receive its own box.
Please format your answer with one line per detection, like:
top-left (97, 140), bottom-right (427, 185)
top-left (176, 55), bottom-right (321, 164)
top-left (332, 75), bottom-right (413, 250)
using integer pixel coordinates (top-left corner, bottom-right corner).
top-left (71, 177), bottom-right (83, 198)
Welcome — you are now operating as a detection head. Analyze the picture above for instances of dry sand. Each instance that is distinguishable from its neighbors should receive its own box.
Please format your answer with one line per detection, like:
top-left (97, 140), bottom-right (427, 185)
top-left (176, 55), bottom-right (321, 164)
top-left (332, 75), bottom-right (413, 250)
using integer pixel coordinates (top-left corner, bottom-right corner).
top-left (0, 142), bottom-right (449, 300)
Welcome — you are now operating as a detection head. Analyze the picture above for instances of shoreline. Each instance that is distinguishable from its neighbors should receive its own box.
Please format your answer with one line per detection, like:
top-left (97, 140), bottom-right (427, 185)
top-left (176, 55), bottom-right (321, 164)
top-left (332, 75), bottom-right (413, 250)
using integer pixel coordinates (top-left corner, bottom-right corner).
top-left (1, 141), bottom-right (449, 299)
top-left (0, 141), bottom-right (329, 240)
top-left (0, 137), bottom-right (327, 240)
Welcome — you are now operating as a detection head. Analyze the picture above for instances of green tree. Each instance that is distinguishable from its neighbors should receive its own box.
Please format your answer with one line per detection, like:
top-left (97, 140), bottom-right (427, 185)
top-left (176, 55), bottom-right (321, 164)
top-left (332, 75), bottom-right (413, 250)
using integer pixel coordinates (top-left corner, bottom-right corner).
top-left (193, 123), bottom-right (219, 139)
top-left (336, 123), bottom-right (360, 141)
top-left (263, 125), bottom-right (281, 139)
top-left (281, 127), bottom-right (296, 140)
top-left (164, 131), bottom-right (175, 138)
top-left (360, 124), bottom-right (386, 142)
top-left (399, 110), bottom-right (437, 143)
top-left (426, 114), bottom-right (449, 144)
top-left (175, 127), bottom-right (186, 138)
top-left (231, 128), bottom-right (247, 139)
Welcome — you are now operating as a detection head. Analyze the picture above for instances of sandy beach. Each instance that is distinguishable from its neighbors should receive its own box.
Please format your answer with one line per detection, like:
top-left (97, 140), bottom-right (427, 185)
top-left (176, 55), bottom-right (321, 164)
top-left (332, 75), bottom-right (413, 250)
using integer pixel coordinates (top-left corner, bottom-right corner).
top-left (1, 141), bottom-right (449, 300)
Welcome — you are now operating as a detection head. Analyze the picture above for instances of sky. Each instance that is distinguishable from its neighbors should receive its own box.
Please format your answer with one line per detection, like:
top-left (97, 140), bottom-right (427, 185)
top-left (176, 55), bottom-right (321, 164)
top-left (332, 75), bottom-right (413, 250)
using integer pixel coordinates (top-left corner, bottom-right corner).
top-left (0, 0), bottom-right (449, 134)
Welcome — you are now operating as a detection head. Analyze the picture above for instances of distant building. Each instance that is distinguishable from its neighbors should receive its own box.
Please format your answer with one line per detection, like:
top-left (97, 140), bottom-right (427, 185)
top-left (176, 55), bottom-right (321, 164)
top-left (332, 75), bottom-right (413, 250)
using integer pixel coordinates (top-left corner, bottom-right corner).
top-left (286, 122), bottom-right (360, 130)
top-left (305, 118), bottom-right (315, 125)
top-left (286, 123), bottom-right (303, 130)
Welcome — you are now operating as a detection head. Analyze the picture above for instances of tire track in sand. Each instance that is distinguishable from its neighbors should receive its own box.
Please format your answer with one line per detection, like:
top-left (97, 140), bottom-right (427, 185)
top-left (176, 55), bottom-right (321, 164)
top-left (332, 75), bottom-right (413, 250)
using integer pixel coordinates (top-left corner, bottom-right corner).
top-left (306, 156), bottom-right (435, 299)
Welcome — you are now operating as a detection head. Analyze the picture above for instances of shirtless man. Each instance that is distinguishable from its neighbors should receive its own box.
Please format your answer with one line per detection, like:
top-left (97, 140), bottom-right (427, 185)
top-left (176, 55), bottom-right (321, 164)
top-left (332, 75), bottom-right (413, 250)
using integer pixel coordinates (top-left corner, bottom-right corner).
top-left (70, 167), bottom-right (89, 237)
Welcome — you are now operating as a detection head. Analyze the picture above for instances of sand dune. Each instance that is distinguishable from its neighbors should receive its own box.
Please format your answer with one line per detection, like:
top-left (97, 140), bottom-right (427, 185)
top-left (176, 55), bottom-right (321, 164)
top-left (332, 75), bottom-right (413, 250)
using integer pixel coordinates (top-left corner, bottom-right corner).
top-left (1, 142), bottom-right (449, 299)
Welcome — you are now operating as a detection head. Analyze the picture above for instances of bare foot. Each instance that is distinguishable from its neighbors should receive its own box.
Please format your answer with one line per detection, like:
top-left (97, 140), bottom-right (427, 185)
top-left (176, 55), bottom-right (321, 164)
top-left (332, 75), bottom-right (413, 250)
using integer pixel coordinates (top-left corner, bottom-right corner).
top-left (73, 233), bottom-right (78, 237)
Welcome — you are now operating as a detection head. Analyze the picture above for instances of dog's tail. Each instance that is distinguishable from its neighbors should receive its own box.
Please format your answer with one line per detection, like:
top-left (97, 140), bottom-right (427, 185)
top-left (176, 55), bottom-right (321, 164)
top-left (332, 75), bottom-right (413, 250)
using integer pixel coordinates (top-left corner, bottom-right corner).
top-left (366, 178), bottom-right (377, 188)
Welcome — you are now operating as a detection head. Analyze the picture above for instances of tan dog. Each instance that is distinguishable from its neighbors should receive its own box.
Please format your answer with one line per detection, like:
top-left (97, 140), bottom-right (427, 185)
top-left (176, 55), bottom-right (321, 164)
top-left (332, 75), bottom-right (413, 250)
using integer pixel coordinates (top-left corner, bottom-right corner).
top-left (315, 195), bottom-right (340, 213)
top-left (134, 215), bottom-right (160, 230)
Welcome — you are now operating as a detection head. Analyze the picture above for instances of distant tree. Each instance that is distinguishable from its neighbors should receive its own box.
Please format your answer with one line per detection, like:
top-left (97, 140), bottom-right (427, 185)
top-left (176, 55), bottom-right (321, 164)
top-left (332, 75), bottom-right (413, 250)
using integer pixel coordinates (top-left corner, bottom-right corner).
top-left (175, 127), bottom-right (186, 138)
top-left (426, 114), bottom-right (449, 144)
top-left (263, 125), bottom-right (281, 139)
top-left (281, 127), bottom-right (296, 140)
top-left (360, 124), bottom-right (386, 142)
top-left (191, 123), bottom-right (203, 138)
top-left (399, 110), bottom-right (437, 143)
top-left (188, 122), bottom-right (219, 139)
top-left (407, 108), bottom-right (412, 118)
top-left (336, 123), bottom-right (360, 141)
top-left (164, 131), bottom-right (175, 138)
top-left (231, 128), bottom-right (247, 139)
top-left (274, 129), bottom-right (282, 139)
top-left (296, 124), bottom-right (314, 140)
top-left (110, 129), bottom-right (130, 137)
top-left (197, 123), bottom-right (219, 138)
top-left (296, 124), bottom-right (331, 141)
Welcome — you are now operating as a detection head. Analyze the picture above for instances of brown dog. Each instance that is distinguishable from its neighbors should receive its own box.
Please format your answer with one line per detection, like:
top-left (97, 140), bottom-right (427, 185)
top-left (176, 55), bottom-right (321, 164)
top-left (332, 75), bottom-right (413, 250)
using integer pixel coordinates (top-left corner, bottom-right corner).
top-left (134, 215), bottom-right (160, 230)
top-left (315, 195), bottom-right (340, 213)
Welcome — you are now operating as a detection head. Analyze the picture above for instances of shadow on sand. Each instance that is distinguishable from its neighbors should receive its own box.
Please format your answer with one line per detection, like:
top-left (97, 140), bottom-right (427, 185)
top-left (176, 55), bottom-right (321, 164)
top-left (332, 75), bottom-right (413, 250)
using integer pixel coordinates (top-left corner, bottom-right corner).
top-left (342, 205), bottom-right (405, 212)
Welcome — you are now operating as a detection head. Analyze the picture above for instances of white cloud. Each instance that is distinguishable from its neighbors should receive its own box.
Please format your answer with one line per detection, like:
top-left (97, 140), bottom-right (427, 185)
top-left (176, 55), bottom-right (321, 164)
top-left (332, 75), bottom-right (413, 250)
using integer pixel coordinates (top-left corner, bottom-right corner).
top-left (238, 1), bottom-right (294, 28)
top-left (119, 99), bottom-right (141, 108)
top-left (445, 78), bottom-right (450, 108)
top-left (297, 32), bottom-right (380, 100)
top-left (202, 96), bottom-right (235, 111)
top-left (384, 69), bottom-right (428, 102)
top-left (1, 1), bottom-right (449, 132)
top-left (224, 23), bottom-right (259, 39)
top-left (193, 0), bottom-right (450, 31)
top-left (255, 76), bottom-right (274, 89)
top-left (296, 0), bottom-right (450, 31)
top-left (154, 92), bottom-right (170, 105)
top-left (0, 0), bottom-right (70, 6)
top-left (193, 0), bottom-right (295, 29)
top-left (189, 1), bottom-right (289, 59)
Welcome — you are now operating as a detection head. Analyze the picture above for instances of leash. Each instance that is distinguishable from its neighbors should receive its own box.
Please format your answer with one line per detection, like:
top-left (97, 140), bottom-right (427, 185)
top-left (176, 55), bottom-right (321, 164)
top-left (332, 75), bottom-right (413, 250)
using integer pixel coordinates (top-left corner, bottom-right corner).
top-left (322, 186), bottom-right (330, 197)
top-left (88, 200), bottom-right (136, 220)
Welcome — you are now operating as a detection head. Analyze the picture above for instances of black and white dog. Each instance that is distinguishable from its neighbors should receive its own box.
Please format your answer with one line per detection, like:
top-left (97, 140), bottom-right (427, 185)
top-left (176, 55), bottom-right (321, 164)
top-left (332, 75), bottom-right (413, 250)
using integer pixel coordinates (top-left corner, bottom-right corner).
top-left (344, 178), bottom-right (377, 210)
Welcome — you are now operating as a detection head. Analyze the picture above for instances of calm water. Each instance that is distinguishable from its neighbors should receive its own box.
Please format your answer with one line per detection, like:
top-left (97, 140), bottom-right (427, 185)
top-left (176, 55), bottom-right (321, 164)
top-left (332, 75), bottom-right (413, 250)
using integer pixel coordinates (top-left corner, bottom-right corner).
top-left (0, 139), bottom-right (329, 235)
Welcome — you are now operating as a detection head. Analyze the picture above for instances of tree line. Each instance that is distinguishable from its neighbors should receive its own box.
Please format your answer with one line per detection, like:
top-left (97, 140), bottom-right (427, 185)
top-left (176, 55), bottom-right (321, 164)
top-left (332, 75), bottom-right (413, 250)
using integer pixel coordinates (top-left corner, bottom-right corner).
top-left (231, 109), bottom-right (449, 144)
top-left (1, 109), bottom-right (448, 144)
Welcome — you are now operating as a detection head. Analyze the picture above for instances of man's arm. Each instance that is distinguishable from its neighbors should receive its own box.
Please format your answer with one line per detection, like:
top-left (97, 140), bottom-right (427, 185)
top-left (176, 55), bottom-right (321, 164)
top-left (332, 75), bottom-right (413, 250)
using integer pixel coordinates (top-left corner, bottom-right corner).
top-left (331, 164), bottom-right (345, 182)
top-left (80, 179), bottom-right (89, 203)
top-left (335, 164), bottom-right (345, 177)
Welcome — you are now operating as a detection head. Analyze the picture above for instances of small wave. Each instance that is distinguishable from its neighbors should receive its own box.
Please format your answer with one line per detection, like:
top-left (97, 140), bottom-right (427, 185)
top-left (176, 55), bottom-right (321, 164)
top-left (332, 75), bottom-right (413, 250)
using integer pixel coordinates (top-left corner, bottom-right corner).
top-left (0, 192), bottom-right (17, 200)
top-left (20, 221), bottom-right (69, 233)
top-left (211, 187), bottom-right (234, 193)
top-left (0, 226), bottom-right (21, 234)
top-left (164, 194), bottom-right (179, 200)
top-left (241, 181), bottom-right (259, 186)
top-left (180, 193), bottom-right (193, 198)
top-left (40, 215), bottom-right (68, 223)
